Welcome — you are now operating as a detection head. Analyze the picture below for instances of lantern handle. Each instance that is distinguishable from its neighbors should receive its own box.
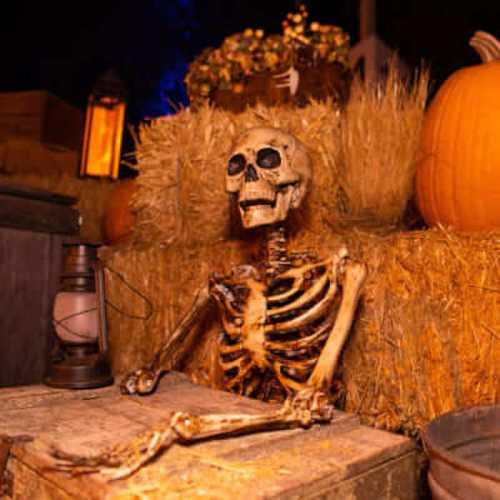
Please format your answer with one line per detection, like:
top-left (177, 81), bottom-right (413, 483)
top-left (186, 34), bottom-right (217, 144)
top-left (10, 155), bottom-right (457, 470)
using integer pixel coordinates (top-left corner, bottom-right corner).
top-left (94, 259), bottom-right (109, 355)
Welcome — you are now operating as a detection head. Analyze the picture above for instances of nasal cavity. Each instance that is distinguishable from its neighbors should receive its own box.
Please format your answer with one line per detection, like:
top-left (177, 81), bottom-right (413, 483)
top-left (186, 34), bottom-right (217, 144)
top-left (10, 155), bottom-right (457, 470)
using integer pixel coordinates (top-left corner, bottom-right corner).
top-left (245, 164), bottom-right (259, 182)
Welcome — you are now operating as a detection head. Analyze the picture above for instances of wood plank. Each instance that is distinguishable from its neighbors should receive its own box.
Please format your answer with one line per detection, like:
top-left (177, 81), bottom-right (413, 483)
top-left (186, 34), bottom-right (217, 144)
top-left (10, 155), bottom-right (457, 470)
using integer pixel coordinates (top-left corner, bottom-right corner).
top-left (0, 195), bottom-right (79, 234)
top-left (1, 374), bottom-right (417, 499)
top-left (0, 137), bottom-right (79, 177)
top-left (0, 182), bottom-right (77, 205)
top-left (0, 91), bottom-right (84, 151)
top-left (0, 229), bottom-right (53, 386)
top-left (0, 382), bottom-right (119, 411)
top-left (42, 93), bottom-right (84, 151)
top-left (0, 91), bottom-right (47, 116)
top-left (9, 457), bottom-right (72, 500)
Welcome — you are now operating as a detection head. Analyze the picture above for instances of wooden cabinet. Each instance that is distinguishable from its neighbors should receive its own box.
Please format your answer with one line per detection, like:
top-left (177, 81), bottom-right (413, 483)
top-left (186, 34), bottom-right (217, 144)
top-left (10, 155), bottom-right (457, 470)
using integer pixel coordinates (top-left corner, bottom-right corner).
top-left (0, 183), bottom-right (79, 387)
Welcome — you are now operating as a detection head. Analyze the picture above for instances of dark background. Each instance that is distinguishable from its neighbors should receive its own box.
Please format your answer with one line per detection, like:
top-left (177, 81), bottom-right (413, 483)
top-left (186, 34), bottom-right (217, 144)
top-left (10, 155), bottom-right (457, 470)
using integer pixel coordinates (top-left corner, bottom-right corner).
top-left (1, 0), bottom-right (499, 121)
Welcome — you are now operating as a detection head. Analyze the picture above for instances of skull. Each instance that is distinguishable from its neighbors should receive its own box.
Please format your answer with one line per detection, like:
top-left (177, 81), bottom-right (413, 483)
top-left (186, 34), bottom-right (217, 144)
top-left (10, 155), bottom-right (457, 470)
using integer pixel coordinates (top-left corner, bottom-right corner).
top-left (226, 127), bottom-right (312, 228)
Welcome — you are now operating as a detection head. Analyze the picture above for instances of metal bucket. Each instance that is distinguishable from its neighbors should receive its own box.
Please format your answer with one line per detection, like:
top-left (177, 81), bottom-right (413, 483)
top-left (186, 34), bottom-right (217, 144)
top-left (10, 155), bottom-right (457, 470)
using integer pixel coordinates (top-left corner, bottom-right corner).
top-left (421, 405), bottom-right (500, 499)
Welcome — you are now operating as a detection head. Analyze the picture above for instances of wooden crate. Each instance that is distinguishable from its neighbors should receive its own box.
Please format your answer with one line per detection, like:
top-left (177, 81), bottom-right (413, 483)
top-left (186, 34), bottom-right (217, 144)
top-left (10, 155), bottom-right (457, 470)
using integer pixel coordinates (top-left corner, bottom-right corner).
top-left (0, 183), bottom-right (79, 387)
top-left (1, 373), bottom-right (418, 499)
top-left (0, 138), bottom-right (79, 177)
top-left (0, 91), bottom-right (84, 151)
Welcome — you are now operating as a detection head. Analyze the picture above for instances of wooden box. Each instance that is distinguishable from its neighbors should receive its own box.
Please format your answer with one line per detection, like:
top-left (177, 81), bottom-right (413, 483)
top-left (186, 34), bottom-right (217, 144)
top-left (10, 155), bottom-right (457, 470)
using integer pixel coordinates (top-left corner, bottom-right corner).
top-left (0, 91), bottom-right (84, 151)
top-left (1, 373), bottom-right (418, 499)
top-left (0, 138), bottom-right (79, 177)
top-left (0, 183), bottom-right (79, 387)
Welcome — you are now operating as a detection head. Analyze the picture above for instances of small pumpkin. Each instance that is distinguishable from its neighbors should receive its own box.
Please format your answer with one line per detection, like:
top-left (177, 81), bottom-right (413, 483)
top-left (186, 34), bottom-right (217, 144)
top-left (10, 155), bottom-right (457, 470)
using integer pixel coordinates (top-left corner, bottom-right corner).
top-left (102, 179), bottom-right (136, 245)
top-left (416, 57), bottom-right (500, 231)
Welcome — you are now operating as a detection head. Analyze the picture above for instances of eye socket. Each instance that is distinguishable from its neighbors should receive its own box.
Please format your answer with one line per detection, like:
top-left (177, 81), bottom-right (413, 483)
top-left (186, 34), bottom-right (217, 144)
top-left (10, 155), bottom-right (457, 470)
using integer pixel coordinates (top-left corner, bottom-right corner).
top-left (228, 154), bottom-right (246, 175)
top-left (256, 148), bottom-right (281, 169)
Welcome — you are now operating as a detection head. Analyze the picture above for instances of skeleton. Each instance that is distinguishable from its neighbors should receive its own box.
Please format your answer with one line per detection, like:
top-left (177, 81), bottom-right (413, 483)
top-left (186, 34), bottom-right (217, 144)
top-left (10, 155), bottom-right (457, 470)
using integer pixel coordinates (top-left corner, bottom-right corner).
top-left (53, 127), bottom-right (367, 480)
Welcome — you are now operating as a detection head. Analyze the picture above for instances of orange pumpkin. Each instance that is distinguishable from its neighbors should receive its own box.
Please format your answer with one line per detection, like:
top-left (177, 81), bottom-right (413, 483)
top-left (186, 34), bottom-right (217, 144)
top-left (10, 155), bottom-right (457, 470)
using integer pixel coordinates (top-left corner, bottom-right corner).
top-left (102, 179), bottom-right (136, 245)
top-left (416, 60), bottom-right (500, 231)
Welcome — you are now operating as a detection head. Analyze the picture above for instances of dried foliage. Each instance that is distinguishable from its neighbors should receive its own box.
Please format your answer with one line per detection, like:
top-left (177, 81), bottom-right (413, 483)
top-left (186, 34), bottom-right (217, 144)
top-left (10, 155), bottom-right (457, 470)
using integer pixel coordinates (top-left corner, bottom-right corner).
top-left (337, 63), bottom-right (429, 225)
top-left (103, 227), bottom-right (499, 434)
top-left (185, 4), bottom-right (350, 105)
top-left (1, 171), bottom-right (115, 241)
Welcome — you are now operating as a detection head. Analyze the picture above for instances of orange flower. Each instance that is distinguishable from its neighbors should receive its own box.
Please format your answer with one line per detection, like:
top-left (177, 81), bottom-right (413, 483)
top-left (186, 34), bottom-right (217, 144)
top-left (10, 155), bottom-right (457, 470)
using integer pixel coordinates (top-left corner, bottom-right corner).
top-left (232, 82), bottom-right (244, 94)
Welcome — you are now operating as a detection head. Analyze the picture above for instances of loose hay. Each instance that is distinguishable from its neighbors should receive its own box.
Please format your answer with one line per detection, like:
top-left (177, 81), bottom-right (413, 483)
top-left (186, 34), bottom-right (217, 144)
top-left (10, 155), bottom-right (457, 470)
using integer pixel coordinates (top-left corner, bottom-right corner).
top-left (102, 227), bottom-right (500, 435)
top-left (338, 63), bottom-right (429, 225)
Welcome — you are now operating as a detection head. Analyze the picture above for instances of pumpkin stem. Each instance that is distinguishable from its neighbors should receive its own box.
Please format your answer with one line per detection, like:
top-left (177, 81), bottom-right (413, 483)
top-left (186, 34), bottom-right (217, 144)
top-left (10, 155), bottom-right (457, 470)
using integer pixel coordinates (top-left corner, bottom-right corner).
top-left (469, 31), bottom-right (500, 63)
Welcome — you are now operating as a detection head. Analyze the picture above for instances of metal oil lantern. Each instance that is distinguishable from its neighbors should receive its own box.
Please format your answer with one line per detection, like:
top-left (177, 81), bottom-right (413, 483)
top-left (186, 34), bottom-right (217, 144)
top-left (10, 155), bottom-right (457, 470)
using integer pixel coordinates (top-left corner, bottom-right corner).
top-left (45, 243), bottom-right (113, 389)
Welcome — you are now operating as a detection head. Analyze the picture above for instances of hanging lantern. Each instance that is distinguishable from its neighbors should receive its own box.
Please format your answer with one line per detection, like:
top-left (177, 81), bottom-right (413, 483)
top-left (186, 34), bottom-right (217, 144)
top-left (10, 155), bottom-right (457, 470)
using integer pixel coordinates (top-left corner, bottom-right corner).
top-left (45, 243), bottom-right (113, 389)
top-left (80, 69), bottom-right (126, 179)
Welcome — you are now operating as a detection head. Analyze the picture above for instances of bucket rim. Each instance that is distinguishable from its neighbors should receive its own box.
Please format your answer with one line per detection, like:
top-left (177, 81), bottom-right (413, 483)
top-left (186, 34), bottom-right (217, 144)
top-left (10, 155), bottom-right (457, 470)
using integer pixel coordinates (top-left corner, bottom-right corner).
top-left (421, 404), bottom-right (500, 484)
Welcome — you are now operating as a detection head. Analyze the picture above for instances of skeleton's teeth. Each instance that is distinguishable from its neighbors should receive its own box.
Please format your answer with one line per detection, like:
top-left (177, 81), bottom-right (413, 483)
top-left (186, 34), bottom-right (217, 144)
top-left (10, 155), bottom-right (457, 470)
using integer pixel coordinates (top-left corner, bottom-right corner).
top-left (240, 199), bottom-right (276, 211)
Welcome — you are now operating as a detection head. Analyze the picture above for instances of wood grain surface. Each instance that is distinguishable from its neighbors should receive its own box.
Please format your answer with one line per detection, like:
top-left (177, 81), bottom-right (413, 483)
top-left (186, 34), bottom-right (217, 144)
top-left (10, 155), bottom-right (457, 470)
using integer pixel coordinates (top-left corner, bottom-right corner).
top-left (0, 228), bottom-right (64, 387)
top-left (1, 374), bottom-right (418, 499)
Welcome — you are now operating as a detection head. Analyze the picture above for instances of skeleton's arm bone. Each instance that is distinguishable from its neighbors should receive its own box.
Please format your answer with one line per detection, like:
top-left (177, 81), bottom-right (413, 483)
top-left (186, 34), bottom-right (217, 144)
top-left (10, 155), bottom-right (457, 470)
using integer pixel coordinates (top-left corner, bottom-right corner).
top-left (53, 396), bottom-right (333, 481)
top-left (307, 261), bottom-right (367, 391)
top-left (120, 285), bottom-right (214, 395)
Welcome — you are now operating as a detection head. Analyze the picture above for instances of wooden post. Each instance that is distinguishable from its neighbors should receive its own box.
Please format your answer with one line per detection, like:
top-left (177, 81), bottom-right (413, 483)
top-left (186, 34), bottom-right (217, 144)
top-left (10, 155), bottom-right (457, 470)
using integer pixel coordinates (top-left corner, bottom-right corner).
top-left (360, 0), bottom-right (376, 40)
top-left (349, 0), bottom-right (399, 82)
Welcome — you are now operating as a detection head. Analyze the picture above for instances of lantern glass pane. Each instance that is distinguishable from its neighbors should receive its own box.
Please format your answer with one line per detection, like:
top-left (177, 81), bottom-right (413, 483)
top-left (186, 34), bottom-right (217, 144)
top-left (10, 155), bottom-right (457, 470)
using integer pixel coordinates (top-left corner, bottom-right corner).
top-left (53, 291), bottom-right (99, 344)
top-left (80, 97), bottom-right (125, 179)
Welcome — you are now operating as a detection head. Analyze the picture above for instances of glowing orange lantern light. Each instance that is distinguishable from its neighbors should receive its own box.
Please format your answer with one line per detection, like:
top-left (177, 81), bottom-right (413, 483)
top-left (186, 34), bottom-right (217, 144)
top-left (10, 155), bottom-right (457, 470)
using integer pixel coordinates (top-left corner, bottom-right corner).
top-left (80, 69), bottom-right (126, 179)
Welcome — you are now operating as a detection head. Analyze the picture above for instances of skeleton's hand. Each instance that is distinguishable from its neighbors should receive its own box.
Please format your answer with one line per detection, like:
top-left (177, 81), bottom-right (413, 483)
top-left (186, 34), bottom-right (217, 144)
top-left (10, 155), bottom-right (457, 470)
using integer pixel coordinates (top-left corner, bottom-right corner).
top-left (51, 416), bottom-right (178, 480)
top-left (120, 366), bottom-right (162, 396)
top-left (284, 388), bottom-right (334, 426)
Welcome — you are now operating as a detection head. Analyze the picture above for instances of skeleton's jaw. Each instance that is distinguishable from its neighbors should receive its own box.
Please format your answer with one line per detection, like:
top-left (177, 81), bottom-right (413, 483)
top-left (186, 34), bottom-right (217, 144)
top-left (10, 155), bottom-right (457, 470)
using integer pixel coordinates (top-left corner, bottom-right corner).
top-left (239, 188), bottom-right (294, 229)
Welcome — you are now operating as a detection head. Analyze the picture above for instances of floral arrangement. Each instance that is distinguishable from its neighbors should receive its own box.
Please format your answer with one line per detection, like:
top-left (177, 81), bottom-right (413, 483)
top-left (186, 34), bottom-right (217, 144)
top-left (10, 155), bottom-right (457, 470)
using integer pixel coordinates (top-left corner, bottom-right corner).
top-left (185, 4), bottom-right (350, 107)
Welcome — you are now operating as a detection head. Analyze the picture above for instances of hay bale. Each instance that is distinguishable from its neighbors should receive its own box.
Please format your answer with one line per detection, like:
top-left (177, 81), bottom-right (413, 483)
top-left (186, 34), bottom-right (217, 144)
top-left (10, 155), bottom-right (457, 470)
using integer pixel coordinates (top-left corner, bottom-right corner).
top-left (100, 239), bottom-right (251, 385)
top-left (130, 66), bottom-right (428, 247)
top-left (330, 228), bottom-right (500, 435)
top-left (102, 227), bottom-right (499, 435)
top-left (131, 102), bottom-right (341, 247)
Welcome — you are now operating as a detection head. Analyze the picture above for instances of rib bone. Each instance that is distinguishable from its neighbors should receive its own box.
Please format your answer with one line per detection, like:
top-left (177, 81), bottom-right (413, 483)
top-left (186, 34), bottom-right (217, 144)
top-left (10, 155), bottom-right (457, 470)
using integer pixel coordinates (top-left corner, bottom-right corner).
top-left (268, 273), bottom-right (328, 316)
top-left (266, 280), bottom-right (338, 332)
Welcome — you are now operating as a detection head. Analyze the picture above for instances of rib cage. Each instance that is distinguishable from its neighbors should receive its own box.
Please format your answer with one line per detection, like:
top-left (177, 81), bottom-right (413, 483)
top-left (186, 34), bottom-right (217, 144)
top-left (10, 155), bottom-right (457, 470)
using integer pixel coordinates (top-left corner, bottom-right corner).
top-left (212, 249), bottom-right (347, 401)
